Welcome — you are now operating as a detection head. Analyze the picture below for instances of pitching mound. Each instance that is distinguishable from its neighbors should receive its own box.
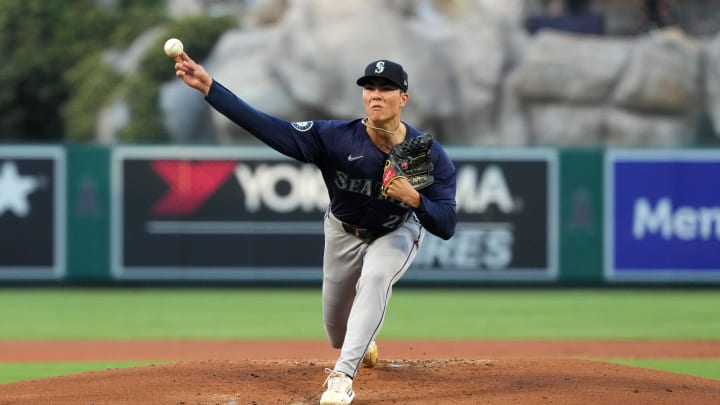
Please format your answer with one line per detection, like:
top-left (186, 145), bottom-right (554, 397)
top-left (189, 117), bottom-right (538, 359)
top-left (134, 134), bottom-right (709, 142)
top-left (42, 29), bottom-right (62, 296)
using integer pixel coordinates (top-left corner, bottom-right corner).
top-left (1, 358), bottom-right (719, 404)
top-left (2, 340), bottom-right (719, 404)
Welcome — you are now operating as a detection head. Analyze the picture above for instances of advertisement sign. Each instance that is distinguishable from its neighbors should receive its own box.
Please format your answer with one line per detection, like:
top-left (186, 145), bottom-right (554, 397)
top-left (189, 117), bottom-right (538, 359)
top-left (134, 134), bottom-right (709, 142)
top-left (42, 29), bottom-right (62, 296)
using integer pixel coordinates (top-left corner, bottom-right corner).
top-left (112, 147), bottom-right (327, 280)
top-left (411, 149), bottom-right (558, 281)
top-left (605, 150), bottom-right (720, 282)
top-left (112, 147), bottom-right (557, 282)
top-left (0, 147), bottom-right (65, 280)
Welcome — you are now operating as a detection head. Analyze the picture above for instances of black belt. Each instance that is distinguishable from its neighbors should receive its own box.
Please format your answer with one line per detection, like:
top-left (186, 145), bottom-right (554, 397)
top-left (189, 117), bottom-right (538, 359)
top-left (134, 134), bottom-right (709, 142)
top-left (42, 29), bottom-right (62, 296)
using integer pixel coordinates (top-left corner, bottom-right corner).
top-left (341, 222), bottom-right (391, 242)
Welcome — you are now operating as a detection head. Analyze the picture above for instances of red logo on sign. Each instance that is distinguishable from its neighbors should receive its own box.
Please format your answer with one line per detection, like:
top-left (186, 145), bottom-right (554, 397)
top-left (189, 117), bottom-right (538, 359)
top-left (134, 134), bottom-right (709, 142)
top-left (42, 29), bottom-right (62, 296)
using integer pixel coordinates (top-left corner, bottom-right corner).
top-left (151, 160), bottom-right (236, 216)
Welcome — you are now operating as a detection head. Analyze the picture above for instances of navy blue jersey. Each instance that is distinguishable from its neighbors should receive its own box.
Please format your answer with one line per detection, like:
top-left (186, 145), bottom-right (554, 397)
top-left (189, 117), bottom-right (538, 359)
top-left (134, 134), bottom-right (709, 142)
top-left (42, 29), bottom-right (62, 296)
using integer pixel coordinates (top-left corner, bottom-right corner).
top-left (206, 81), bottom-right (457, 239)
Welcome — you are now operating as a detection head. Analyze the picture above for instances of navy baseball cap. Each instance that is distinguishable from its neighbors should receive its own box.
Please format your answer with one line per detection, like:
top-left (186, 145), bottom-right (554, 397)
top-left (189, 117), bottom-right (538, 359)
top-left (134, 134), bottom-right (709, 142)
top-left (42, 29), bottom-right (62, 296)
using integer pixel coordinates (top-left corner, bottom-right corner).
top-left (356, 60), bottom-right (408, 92)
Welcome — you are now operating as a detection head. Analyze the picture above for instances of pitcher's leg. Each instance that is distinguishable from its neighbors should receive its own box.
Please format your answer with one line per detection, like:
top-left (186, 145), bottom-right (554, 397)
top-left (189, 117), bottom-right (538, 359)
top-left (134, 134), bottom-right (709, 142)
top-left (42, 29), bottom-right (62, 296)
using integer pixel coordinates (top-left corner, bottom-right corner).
top-left (322, 272), bottom-right (359, 348)
top-left (334, 224), bottom-right (424, 377)
top-left (322, 213), bottom-right (366, 348)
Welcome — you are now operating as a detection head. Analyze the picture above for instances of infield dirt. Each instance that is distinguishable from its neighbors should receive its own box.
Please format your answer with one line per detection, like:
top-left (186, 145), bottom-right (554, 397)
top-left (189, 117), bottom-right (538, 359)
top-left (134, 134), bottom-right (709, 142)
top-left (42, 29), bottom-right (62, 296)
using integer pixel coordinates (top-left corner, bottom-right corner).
top-left (0, 340), bottom-right (719, 404)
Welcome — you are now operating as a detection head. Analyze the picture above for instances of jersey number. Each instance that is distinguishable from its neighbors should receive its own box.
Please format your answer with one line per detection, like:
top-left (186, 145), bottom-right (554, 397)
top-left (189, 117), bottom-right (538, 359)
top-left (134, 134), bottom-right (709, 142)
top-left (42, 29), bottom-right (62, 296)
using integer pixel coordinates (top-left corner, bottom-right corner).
top-left (382, 214), bottom-right (407, 229)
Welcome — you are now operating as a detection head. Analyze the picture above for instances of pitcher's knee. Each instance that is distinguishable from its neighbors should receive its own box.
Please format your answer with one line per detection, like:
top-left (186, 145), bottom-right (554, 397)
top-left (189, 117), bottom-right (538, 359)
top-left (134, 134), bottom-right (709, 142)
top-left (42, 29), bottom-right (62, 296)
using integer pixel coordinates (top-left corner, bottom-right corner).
top-left (325, 326), bottom-right (345, 348)
top-left (328, 336), bottom-right (344, 349)
top-left (359, 270), bottom-right (393, 290)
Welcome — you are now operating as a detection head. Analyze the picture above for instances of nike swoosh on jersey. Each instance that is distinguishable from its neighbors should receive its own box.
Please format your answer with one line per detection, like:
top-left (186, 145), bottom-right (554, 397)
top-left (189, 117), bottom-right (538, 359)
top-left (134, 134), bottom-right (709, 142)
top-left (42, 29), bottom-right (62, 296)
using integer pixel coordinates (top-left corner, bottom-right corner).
top-left (347, 154), bottom-right (364, 161)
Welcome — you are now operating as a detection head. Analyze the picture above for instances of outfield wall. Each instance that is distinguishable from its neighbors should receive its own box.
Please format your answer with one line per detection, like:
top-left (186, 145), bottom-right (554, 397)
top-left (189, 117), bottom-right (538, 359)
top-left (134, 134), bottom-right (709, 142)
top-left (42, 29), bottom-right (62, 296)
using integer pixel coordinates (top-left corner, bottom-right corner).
top-left (1, 144), bottom-right (718, 286)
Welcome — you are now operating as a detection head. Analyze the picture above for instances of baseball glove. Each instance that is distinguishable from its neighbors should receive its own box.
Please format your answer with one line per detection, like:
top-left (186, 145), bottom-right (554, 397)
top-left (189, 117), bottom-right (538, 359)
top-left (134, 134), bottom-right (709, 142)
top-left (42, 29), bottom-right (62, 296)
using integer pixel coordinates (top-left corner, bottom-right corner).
top-left (381, 133), bottom-right (434, 196)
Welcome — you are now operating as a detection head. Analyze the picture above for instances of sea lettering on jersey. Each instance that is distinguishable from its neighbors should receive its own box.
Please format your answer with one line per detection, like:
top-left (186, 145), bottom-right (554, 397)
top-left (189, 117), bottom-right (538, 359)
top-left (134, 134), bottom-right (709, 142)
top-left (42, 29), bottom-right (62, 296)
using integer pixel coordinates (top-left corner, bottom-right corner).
top-left (334, 170), bottom-right (374, 197)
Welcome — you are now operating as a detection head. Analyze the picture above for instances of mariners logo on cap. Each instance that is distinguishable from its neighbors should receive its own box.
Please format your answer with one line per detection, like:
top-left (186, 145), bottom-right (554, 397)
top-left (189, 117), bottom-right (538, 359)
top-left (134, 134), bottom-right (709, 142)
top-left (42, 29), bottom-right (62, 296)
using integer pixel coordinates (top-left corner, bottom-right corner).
top-left (374, 61), bottom-right (385, 74)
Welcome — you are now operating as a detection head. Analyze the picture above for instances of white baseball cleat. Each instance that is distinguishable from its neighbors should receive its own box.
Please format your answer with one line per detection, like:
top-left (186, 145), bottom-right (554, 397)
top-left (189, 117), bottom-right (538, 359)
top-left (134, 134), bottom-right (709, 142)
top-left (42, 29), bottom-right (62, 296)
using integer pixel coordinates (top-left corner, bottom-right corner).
top-left (320, 369), bottom-right (355, 405)
top-left (362, 340), bottom-right (378, 368)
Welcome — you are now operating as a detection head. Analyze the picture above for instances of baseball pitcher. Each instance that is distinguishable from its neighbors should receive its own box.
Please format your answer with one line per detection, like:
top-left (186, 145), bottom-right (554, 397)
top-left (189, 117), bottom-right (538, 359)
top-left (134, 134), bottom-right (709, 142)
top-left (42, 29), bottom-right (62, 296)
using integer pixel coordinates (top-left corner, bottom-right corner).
top-left (173, 53), bottom-right (457, 405)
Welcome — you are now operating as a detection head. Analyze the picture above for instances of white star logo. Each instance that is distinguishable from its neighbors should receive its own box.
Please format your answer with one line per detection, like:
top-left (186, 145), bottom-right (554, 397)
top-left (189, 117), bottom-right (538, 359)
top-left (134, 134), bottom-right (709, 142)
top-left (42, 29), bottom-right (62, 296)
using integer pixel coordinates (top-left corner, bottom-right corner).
top-left (0, 161), bottom-right (39, 217)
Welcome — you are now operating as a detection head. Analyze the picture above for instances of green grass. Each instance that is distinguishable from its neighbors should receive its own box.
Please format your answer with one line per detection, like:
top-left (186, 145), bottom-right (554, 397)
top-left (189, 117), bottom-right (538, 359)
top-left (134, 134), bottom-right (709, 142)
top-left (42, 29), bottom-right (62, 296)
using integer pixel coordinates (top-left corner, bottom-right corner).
top-left (0, 361), bottom-right (160, 384)
top-left (0, 288), bottom-right (718, 383)
top-left (0, 288), bottom-right (718, 339)
top-left (0, 288), bottom-right (323, 339)
top-left (602, 359), bottom-right (720, 380)
top-left (385, 288), bottom-right (720, 339)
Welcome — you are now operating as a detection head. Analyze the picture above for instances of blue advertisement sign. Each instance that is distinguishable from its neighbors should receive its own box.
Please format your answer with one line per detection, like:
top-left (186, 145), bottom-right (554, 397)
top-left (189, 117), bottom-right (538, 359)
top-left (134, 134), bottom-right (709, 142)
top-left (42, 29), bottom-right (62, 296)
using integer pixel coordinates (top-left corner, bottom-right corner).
top-left (605, 150), bottom-right (720, 282)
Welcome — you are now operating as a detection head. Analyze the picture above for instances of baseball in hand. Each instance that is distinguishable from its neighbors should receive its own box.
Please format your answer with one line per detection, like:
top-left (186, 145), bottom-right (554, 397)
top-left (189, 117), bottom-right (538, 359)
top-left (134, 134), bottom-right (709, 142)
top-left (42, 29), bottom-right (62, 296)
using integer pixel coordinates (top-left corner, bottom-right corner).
top-left (163, 38), bottom-right (184, 58)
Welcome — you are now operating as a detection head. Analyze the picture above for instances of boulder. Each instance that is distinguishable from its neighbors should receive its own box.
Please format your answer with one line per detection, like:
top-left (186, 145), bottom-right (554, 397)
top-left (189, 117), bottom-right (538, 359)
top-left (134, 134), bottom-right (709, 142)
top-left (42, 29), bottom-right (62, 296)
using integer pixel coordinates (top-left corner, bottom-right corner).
top-left (513, 31), bottom-right (631, 103)
top-left (612, 28), bottom-right (702, 113)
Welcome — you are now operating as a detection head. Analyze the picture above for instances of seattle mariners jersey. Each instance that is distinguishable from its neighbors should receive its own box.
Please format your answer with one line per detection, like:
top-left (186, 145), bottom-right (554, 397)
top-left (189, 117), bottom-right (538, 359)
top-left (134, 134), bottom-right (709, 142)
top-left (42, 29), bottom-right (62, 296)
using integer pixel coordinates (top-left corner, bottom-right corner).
top-left (206, 80), bottom-right (457, 240)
